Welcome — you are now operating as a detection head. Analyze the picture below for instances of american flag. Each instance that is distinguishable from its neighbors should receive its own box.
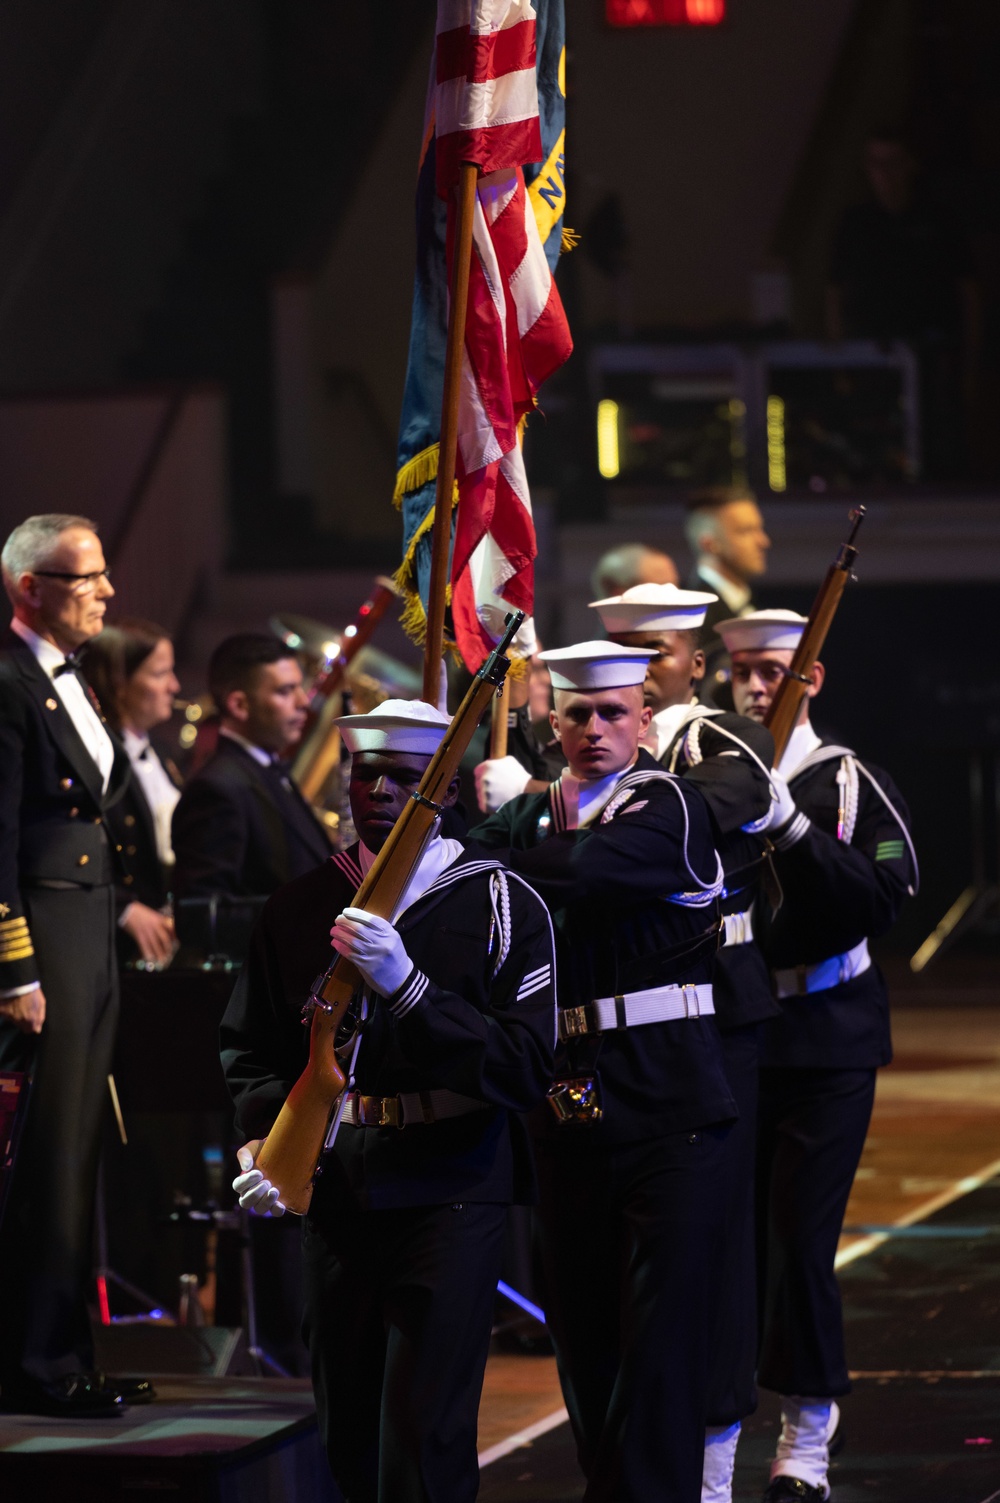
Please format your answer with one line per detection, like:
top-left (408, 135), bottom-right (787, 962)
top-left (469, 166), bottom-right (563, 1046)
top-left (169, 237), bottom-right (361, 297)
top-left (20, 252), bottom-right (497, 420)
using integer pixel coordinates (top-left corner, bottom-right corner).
top-left (435, 0), bottom-right (572, 669)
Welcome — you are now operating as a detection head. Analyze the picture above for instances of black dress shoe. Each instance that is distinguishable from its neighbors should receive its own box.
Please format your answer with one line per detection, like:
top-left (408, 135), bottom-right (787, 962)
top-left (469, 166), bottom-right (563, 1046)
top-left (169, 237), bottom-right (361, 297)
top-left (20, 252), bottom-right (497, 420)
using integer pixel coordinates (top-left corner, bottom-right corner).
top-left (1, 1373), bottom-right (126, 1418)
top-left (90, 1372), bottom-right (156, 1405)
top-left (762, 1478), bottom-right (827, 1503)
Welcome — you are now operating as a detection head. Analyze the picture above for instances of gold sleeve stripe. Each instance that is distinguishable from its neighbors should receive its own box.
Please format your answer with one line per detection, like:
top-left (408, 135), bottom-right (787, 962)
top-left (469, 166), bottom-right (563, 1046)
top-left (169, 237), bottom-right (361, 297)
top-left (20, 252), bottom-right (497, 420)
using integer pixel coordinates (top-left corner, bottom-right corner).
top-left (0, 944), bottom-right (34, 962)
top-left (0, 921), bottom-right (30, 938)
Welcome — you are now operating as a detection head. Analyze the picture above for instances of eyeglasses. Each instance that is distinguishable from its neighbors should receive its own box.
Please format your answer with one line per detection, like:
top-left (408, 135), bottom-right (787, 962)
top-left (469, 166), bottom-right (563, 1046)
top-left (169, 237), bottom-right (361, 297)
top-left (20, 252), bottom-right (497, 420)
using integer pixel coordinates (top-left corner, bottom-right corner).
top-left (33, 567), bottom-right (112, 595)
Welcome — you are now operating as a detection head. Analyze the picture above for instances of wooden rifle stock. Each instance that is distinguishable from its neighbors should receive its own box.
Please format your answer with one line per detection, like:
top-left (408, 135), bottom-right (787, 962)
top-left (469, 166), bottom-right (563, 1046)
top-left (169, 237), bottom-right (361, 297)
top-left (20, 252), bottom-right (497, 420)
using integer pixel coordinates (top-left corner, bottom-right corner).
top-left (763, 507), bottom-right (865, 763)
top-left (254, 611), bottom-right (526, 1214)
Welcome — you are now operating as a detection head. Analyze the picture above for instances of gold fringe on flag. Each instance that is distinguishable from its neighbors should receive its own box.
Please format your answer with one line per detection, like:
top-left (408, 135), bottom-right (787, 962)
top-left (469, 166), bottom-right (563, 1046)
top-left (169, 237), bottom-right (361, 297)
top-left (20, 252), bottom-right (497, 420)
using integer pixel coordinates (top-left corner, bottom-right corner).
top-left (560, 225), bottom-right (579, 253)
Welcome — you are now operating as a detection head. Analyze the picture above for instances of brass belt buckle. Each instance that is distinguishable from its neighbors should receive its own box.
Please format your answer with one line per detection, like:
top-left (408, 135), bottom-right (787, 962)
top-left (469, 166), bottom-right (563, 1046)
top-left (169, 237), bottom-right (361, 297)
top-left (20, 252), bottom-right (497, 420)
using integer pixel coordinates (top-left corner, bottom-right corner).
top-left (559, 1006), bottom-right (590, 1040)
top-left (358, 1094), bottom-right (401, 1128)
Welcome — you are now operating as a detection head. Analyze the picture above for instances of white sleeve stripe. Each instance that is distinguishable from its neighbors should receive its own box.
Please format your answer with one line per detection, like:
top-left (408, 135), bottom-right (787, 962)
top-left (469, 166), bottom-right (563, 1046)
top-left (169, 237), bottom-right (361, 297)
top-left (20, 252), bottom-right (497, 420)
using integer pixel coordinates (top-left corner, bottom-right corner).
top-left (516, 976), bottom-right (552, 1000)
top-left (773, 811), bottom-right (811, 850)
top-left (390, 969), bottom-right (429, 1014)
top-left (519, 964), bottom-right (550, 985)
top-left (390, 976), bottom-right (429, 1017)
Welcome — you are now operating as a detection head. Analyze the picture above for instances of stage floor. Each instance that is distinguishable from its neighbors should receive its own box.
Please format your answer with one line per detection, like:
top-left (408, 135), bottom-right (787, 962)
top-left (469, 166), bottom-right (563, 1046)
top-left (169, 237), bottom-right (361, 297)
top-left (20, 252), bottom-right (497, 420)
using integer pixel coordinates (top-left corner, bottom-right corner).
top-left (477, 989), bottom-right (1000, 1500)
top-left (2, 980), bottom-right (997, 1501)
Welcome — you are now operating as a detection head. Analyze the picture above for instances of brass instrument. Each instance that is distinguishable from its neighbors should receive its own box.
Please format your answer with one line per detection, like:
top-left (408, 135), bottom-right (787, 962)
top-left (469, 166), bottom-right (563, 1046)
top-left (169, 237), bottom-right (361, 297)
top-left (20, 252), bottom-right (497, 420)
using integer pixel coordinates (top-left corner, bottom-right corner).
top-left (271, 579), bottom-right (417, 813)
top-left (253, 611), bottom-right (526, 1214)
top-left (764, 506), bottom-right (865, 762)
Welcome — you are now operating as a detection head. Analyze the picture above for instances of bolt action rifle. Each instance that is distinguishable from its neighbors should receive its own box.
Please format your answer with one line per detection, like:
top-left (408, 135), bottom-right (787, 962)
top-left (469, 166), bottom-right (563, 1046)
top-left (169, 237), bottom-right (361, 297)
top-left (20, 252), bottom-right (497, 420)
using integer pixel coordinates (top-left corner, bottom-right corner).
top-left (764, 506), bottom-right (865, 762)
top-left (254, 611), bottom-right (526, 1214)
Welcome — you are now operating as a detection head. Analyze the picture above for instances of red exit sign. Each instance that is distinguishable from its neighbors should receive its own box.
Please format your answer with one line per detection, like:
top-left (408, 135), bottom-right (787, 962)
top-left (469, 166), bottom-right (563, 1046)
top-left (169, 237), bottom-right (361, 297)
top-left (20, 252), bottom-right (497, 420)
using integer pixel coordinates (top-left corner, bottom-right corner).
top-left (606, 0), bottom-right (725, 24)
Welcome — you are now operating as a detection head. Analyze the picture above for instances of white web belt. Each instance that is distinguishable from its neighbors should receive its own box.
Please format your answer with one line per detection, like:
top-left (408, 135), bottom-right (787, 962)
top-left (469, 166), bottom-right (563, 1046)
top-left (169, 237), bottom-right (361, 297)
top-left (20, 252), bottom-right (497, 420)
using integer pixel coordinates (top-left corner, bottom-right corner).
top-left (772, 938), bottom-right (871, 998)
top-left (721, 908), bottom-right (754, 946)
top-left (559, 982), bottom-right (715, 1040)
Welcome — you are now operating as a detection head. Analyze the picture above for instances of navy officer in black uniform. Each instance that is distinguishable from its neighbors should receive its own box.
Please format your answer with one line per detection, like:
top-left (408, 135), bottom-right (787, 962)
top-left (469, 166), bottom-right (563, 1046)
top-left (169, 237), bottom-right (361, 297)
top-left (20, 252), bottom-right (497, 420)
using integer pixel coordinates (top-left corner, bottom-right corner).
top-left (721, 610), bottom-right (917, 1503)
top-left (589, 585), bottom-right (776, 1503)
top-left (474, 641), bottom-right (735, 1503)
top-left (221, 699), bottom-right (557, 1503)
top-left (0, 513), bottom-right (147, 1417)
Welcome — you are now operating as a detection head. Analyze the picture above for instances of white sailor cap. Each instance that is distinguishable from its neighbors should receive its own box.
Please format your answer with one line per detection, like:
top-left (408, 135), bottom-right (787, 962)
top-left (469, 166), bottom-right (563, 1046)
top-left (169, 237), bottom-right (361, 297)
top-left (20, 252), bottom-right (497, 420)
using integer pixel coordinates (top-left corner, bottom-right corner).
top-left (589, 582), bottom-right (718, 635)
top-left (716, 610), bottom-right (809, 653)
top-left (334, 698), bottom-right (450, 755)
top-left (539, 640), bottom-right (655, 692)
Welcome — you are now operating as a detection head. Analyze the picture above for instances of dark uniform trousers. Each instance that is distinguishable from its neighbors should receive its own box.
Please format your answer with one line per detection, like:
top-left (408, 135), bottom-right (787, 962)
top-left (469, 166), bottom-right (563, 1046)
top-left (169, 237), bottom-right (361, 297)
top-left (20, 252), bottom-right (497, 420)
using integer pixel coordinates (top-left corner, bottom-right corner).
top-left (303, 1178), bottom-right (506, 1503)
top-left (536, 1126), bottom-right (731, 1503)
top-left (0, 882), bottom-right (117, 1386)
top-left (755, 1066), bottom-right (876, 1397)
top-left (706, 1021), bottom-right (762, 1426)
top-left (753, 743), bottom-right (913, 1402)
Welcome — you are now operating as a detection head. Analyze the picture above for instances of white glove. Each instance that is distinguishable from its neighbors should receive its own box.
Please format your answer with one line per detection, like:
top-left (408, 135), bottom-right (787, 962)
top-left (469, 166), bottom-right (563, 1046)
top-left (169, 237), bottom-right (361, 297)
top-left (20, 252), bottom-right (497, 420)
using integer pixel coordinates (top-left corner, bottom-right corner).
top-left (765, 770), bottom-right (797, 832)
top-left (331, 907), bottom-right (413, 998)
top-left (233, 1142), bottom-right (285, 1217)
top-left (474, 755), bottom-right (531, 813)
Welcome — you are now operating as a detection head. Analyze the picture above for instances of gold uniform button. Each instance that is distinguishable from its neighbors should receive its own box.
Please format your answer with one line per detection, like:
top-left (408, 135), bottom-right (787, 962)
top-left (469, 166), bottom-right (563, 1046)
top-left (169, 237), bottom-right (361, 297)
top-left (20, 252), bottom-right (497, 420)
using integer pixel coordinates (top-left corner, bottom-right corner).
top-left (69, 808), bottom-right (79, 818)
top-left (45, 698), bottom-right (57, 711)
top-left (60, 778), bottom-right (73, 790)
top-left (77, 855), bottom-right (90, 867)
top-left (115, 845), bottom-right (123, 854)
top-left (126, 845), bottom-right (137, 856)
top-left (124, 815), bottom-right (136, 828)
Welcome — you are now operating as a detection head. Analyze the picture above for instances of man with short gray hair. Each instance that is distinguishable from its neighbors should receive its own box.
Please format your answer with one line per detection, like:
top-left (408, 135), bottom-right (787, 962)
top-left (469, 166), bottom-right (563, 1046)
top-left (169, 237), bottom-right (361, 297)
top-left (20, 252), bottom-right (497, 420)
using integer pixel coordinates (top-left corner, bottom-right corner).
top-left (0, 514), bottom-right (146, 1416)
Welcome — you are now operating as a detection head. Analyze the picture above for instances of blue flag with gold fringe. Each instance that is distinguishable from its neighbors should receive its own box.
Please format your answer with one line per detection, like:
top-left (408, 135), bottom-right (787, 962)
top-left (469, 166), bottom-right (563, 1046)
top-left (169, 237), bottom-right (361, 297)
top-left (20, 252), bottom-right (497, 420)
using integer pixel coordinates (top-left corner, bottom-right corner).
top-left (393, 0), bottom-right (569, 651)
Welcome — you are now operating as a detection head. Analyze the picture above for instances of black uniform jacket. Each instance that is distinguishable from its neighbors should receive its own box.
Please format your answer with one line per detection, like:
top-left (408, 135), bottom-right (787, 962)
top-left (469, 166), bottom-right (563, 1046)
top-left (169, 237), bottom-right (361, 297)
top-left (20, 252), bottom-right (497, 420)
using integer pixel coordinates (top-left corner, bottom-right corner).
top-left (662, 709), bottom-right (778, 1031)
top-left (473, 750), bottom-right (736, 1145)
top-left (107, 742), bottom-right (181, 914)
top-left (0, 628), bottom-right (130, 991)
top-left (220, 845), bottom-right (557, 1210)
top-left (757, 741), bottom-right (915, 1070)
top-left (505, 704), bottom-right (777, 1033)
top-left (172, 735), bottom-right (331, 904)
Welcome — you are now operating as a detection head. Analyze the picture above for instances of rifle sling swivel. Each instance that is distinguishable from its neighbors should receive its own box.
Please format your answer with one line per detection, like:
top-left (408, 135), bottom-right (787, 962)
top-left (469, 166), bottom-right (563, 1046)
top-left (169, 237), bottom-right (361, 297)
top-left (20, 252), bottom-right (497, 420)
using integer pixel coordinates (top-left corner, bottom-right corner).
top-left (410, 791), bottom-right (444, 814)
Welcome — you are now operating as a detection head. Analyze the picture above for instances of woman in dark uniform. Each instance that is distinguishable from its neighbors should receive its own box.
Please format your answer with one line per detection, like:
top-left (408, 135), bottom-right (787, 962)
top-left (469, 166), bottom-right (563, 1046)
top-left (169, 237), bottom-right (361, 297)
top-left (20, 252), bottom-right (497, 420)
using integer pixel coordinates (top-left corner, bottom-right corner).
top-left (83, 618), bottom-right (181, 968)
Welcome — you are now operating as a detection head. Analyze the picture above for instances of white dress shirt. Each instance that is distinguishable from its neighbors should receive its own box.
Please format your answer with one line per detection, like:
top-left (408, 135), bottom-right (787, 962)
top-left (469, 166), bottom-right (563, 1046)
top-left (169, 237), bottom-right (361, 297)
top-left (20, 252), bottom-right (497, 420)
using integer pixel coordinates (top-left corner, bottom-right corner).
top-left (556, 763), bottom-right (637, 830)
top-left (122, 728), bottom-right (180, 866)
top-left (642, 699), bottom-right (707, 764)
top-left (778, 719), bottom-right (822, 780)
top-left (358, 831), bottom-right (464, 919)
top-left (11, 616), bottom-right (115, 791)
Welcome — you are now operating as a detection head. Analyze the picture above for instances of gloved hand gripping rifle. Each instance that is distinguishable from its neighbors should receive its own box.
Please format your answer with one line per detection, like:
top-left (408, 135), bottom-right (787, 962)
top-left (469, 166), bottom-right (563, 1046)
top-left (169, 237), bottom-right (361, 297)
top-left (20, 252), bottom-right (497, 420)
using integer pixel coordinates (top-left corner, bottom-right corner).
top-left (254, 612), bottom-right (526, 1214)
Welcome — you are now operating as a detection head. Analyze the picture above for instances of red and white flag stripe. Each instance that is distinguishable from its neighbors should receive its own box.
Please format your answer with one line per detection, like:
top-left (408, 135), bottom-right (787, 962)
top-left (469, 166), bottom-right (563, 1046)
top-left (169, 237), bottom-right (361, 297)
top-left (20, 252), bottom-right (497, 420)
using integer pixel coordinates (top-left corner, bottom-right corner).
top-left (435, 1), bottom-right (572, 668)
top-left (435, 0), bottom-right (542, 194)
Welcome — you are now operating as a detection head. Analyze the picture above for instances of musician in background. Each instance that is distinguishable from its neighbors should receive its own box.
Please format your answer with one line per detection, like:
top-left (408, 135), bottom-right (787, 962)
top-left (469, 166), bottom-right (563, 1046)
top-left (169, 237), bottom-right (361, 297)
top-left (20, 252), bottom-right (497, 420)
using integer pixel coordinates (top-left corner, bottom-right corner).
top-left (172, 633), bottom-right (331, 958)
top-left (83, 618), bottom-right (181, 968)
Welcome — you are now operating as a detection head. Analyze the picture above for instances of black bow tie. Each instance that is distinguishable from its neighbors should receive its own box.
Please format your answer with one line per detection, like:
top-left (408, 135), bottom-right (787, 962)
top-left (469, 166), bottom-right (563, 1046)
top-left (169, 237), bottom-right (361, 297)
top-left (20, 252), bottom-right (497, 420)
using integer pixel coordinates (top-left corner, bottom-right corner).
top-left (53, 653), bottom-right (84, 678)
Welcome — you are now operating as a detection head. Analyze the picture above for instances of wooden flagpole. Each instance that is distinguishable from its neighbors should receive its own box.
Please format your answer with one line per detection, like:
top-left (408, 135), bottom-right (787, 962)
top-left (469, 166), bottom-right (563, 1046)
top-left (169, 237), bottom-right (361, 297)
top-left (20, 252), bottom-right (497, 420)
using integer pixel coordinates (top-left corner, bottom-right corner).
top-left (422, 161), bottom-right (479, 705)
